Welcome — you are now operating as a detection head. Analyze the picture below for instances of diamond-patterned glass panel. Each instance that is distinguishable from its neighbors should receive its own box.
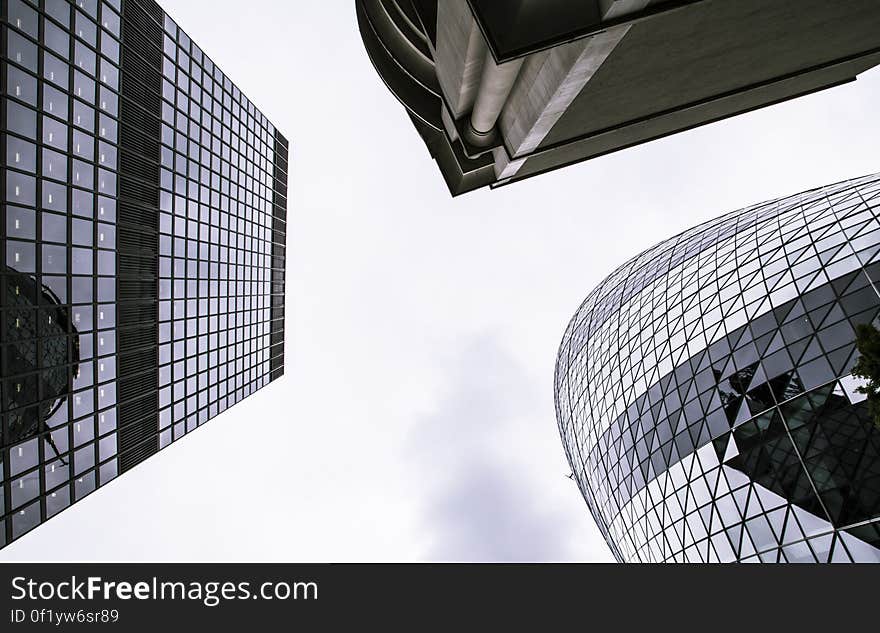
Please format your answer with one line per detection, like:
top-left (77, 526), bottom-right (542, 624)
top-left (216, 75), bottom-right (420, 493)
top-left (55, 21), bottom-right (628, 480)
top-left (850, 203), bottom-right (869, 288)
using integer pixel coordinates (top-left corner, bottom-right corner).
top-left (555, 174), bottom-right (880, 562)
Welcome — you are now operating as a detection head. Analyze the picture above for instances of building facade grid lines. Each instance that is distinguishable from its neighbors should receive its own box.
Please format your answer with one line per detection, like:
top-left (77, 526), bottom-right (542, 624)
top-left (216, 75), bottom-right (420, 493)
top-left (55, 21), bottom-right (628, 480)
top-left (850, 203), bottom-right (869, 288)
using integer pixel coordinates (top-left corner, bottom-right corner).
top-left (556, 174), bottom-right (880, 562)
top-left (1, 0), bottom-right (287, 550)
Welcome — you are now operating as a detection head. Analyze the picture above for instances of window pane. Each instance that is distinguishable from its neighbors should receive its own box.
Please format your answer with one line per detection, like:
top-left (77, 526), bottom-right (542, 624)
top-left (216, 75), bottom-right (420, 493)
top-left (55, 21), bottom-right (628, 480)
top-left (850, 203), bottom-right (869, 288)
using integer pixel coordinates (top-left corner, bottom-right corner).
top-left (72, 159), bottom-right (94, 189)
top-left (78, 0), bottom-right (99, 19)
top-left (8, 0), bottom-right (39, 38)
top-left (6, 206), bottom-right (36, 240)
top-left (7, 136), bottom-right (37, 173)
top-left (75, 10), bottom-right (97, 46)
top-left (7, 65), bottom-right (37, 105)
top-left (98, 114), bottom-right (116, 142)
top-left (72, 188), bottom-right (94, 217)
top-left (72, 275), bottom-right (93, 303)
top-left (72, 218), bottom-right (93, 247)
top-left (43, 116), bottom-right (68, 150)
top-left (42, 148), bottom-right (67, 181)
top-left (6, 171), bottom-right (36, 206)
top-left (44, 19), bottom-right (70, 57)
top-left (73, 100), bottom-right (94, 132)
top-left (42, 274), bottom-right (67, 302)
top-left (98, 141), bottom-right (116, 167)
top-left (43, 52), bottom-right (69, 89)
top-left (97, 196), bottom-right (115, 222)
top-left (7, 100), bottom-right (36, 139)
top-left (42, 212), bottom-right (68, 244)
top-left (97, 169), bottom-right (115, 196)
top-left (100, 35), bottom-right (119, 63)
top-left (74, 70), bottom-right (95, 103)
top-left (42, 244), bottom-right (67, 274)
top-left (73, 130), bottom-right (94, 159)
top-left (97, 222), bottom-right (115, 249)
top-left (74, 41), bottom-right (96, 76)
top-left (98, 86), bottom-right (117, 115)
top-left (45, 0), bottom-right (71, 27)
top-left (99, 58), bottom-right (118, 89)
top-left (72, 247), bottom-right (93, 275)
top-left (43, 84), bottom-right (68, 119)
top-left (42, 181), bottom-right (67, 212)
top-left (7, 30), bottom-right (38, 72)
top-left (102, 6), bottom-right (121, 36)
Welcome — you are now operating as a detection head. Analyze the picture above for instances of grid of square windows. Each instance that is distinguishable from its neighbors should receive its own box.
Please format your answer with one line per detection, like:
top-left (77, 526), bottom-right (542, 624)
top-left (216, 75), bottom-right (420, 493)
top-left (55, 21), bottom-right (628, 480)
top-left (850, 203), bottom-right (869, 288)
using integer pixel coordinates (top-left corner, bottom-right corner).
top-left (155, 13), bottom-right (284, 448)
top-left (2, 0), bottom-right (123, 547)
top-left (555, 174), bottom-right (880, 562)
top-left (0, 0), bottom-right (287, 551)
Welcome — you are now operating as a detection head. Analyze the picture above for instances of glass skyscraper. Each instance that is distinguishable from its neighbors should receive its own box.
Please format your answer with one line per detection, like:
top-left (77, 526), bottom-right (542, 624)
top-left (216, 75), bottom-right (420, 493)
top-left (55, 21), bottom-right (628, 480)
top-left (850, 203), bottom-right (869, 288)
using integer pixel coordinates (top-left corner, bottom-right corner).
top-left (555, 174), bottom-right (880, 562)
top-left (1, 0), bottom-right (287, 549)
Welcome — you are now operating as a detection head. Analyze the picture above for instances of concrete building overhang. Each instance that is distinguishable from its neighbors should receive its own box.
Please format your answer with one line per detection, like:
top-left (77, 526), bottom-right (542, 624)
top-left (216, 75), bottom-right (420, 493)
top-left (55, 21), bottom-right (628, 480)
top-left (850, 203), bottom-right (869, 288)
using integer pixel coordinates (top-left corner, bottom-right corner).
top-left (357, 0), bottom-right (880, 196)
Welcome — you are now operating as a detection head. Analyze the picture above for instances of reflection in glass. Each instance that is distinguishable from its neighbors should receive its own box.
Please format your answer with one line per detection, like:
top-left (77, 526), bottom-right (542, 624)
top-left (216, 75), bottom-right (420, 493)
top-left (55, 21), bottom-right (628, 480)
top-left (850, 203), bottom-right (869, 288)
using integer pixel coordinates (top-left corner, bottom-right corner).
top-left (2, 265), bottom-right (79, 464)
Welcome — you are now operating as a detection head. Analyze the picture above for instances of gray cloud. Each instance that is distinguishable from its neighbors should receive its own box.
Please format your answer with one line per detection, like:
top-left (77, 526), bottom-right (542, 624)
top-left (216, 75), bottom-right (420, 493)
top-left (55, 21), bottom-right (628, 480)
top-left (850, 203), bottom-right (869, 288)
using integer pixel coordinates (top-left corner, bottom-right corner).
top-left (411, 336), bottom-right (581, 561)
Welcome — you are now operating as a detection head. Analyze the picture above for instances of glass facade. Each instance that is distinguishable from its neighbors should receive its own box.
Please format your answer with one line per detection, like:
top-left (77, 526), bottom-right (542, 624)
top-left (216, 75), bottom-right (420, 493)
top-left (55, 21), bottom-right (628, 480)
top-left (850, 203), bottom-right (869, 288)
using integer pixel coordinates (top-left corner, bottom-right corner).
top-left (156, 11), bottom-right (282, 448)
top-left (555, 174), bottom-right (880, 562)
top-left (1, 0), bottom-right (287, 550)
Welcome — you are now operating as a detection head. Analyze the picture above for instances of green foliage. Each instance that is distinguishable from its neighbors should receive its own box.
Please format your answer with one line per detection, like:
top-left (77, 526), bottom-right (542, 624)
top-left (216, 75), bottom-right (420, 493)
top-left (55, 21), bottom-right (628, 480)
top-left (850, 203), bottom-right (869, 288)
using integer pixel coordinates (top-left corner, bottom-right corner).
top-left (851, 322), bottom-right (880, 428)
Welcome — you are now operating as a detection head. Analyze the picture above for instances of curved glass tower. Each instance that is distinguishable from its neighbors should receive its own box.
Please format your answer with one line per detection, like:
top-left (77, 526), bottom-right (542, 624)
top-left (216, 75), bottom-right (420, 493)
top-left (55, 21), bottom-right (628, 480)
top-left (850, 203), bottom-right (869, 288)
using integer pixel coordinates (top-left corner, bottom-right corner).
top-left (555, 174), bottom-right (880, 562)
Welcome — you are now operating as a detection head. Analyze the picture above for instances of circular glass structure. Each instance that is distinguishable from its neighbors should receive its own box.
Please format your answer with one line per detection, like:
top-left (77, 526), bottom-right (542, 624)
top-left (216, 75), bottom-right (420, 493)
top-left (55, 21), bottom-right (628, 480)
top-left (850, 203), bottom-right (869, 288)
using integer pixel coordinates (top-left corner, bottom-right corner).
top-left (555, 174), bottom-right (880, 562)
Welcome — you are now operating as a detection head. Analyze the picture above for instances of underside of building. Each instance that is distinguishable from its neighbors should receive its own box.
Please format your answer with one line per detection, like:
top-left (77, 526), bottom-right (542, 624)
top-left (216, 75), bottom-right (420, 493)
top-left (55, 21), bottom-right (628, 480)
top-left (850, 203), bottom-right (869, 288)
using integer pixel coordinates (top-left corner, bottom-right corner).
top-left (356, 0), bottom-right (880, 195)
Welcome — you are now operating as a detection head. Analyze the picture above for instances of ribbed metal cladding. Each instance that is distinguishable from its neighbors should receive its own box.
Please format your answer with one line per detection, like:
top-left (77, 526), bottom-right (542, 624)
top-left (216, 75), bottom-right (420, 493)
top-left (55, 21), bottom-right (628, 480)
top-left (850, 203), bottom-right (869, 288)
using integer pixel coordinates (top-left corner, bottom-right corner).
top-left (270, 132), bottom-right (289, 381)
top-left (117, 0), bottom-right (163, 473)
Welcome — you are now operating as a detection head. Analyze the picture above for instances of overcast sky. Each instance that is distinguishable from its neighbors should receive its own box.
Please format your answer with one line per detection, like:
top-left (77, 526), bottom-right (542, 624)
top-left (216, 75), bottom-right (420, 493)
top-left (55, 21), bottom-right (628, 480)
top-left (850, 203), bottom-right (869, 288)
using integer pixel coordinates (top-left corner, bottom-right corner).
top-left (3, 2), bottom-right (880, 562)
